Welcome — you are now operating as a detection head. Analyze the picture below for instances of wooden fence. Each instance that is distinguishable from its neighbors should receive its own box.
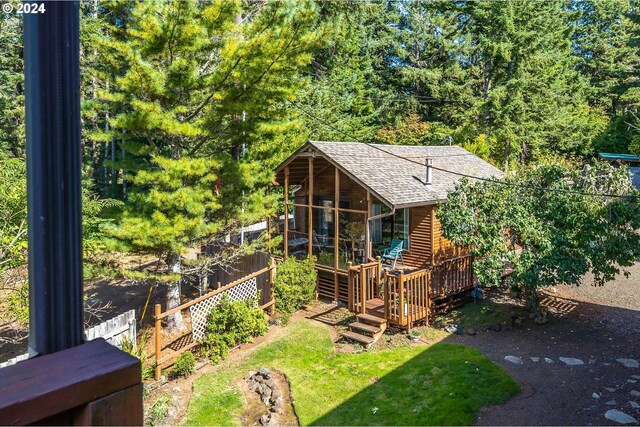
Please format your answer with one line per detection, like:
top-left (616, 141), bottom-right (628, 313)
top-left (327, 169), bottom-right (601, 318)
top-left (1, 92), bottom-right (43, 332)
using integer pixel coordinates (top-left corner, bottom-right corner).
top-left (202, 250), bottom-right (271, 298)
top-left (154, 259), bottom-right (275, 380)
top-left (0, 309), bottom-right (136, 369)
top-left (347, 258), bottom-right (382, 313)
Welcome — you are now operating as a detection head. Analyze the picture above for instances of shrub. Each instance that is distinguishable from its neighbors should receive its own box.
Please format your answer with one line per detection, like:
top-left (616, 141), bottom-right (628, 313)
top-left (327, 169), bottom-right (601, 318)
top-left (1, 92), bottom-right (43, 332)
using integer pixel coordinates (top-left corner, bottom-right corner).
top-left (172, 351), bottom-right (195, 379)
top-left (273, 256), bottom-right (317, 322)
top-left (121, 333), bottom-right (154, 381)
top-left (200, 295), bottom-right (268, 363)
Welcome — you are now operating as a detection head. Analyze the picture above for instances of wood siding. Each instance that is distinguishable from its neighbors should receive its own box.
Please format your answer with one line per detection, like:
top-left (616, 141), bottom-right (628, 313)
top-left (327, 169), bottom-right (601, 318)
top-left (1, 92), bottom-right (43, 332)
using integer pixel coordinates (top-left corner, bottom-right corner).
top-left (404, 206), bottom-right (433, 268)
top-left (433, 209), bottom-right (467, 261)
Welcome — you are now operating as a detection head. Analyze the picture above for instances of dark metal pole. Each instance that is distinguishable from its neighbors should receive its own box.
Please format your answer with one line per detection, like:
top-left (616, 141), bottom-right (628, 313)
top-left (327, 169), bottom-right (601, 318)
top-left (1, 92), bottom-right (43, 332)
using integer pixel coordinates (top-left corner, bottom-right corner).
top-left (24, 2), bottom-right (84, 355)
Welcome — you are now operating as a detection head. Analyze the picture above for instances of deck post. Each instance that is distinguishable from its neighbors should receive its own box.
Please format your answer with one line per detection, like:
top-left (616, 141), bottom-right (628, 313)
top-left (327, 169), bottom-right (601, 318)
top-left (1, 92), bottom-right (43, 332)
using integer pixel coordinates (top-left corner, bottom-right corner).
top-left (308, 157), bottom-right (313, 256)
top-left (430, 206), bottom-right (435, 265)
top-left (154, 304), bottom-right (162, 381)
top-left (383, 272), bottom-right (389, 321)
top-left (398, 271), bottom-right (405, 326)
top-left (365, 191), bottom-right (372, 260)
top-left (347, 262), bottom-right (353, 311)
top-left (360, 263), bottom-right (366, 314)
top-left (334, 167), bottom-right (340, 302)
top-left (284, 167), bottom-right (289, 258)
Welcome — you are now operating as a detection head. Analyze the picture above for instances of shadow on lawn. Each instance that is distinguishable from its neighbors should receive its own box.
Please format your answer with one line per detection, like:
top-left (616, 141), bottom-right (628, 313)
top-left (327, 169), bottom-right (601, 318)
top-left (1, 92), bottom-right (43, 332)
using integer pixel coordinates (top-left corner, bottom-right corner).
top-left (309, 342), bottom-right (519, 426)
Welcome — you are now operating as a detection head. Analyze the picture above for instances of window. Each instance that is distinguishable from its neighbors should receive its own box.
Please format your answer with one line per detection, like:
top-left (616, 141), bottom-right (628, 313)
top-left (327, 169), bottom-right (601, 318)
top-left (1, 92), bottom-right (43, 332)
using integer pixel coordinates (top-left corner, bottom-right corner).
top-left (393, 208), bottom-right (409, 249)
top-left (371, 204), bottom-right (383, 244)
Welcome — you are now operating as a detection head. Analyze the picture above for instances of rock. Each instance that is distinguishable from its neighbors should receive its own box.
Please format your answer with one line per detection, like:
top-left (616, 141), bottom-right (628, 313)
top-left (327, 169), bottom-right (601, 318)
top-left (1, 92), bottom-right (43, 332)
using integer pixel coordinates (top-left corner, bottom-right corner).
top-left (630, 401), bottom-right (640, 409)
top-left (532, 308), bottom-right (549, 325)
top-left (632, 375), bottom-right (640, 380)
top-left (630, 390), bottom-right (640, 397)
top-left (606, 400), bottom-right (617, 406)
top-left (168, 407), bottom-right (177, 418)
top-left (545, 357), bottom-right (554, 364)
top-left (271, 388), bottom-right (281, 401)
top-left (593, 392), bottom-right (601, 399)
top-left (604, 409), bottom-right (637, 425)
top-left (512, 316), bottom-right (525, 328)
top-left (616, 359), bottom-right (639, 369)
top-left (172, 386), bottom-right (181, 393)
top-left (559, 357), bottom-right (584, 366)
top-left (605, 387), bottom-right (617, 393)
top-left (627, 380), bottom-right (637, 384)
top-left (466, 327), bottom-right (477, 336)
top-left (272, 397), bottom-right (285, 414)
top-left (260, 414), bottom-right (271, 426)
top-left (530, 357), bottom-right (540, 363)
top-left (259, 367), bottom-right (271, 378)
top-left (490, 324), bottom-right (502, 332)
top-left (505, 355), bottom-right (524, 365)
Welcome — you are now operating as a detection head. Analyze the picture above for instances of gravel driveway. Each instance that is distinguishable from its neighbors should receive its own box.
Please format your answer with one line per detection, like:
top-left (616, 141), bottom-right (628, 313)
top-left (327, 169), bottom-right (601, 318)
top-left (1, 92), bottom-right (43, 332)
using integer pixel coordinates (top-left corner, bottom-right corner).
top-left (446, 262), bottom-right (640, 426)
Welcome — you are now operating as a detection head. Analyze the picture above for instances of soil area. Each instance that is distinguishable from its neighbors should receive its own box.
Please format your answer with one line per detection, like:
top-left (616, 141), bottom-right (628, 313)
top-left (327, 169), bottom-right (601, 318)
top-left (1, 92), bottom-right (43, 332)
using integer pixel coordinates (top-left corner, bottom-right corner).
top-left (460, 262), bottom-right (640, 426)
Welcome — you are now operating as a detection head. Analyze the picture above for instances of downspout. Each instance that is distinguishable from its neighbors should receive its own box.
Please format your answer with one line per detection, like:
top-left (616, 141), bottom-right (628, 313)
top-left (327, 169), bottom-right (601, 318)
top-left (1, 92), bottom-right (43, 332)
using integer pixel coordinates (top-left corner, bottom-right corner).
top-left (365, 206), bottom-right (396, 260)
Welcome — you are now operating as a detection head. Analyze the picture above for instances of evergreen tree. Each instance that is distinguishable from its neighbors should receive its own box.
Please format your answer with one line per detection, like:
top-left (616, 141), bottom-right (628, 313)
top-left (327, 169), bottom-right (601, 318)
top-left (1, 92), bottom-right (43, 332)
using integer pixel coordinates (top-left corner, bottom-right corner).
top-left (98, 0), bottom-right (319, 329)
top-left (0, 9), bottom-right (24, 158)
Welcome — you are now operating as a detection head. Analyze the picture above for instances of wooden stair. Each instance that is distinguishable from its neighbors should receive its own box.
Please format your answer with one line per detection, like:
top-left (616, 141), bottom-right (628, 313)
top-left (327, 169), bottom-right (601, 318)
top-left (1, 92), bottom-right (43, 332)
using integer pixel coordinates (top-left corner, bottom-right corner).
top-left (341, 313), bottom-right (387, 348)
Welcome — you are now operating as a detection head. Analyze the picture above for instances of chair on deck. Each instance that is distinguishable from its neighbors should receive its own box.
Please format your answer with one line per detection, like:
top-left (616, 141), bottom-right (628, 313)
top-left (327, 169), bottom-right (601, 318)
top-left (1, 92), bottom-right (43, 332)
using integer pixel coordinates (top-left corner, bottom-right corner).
top-left (381, 239), bottom-right (406, 269)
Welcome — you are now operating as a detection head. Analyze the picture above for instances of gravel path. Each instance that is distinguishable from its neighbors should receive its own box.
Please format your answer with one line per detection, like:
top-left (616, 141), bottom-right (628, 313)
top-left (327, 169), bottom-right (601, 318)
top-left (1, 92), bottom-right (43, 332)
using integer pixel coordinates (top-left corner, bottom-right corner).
top-left (448, 262), bottom-right (640, 426)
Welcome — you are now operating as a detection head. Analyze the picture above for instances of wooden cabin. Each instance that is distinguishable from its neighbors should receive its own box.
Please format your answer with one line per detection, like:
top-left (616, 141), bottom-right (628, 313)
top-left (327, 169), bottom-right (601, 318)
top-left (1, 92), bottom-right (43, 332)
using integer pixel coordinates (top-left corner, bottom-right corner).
top-left (273, 141), bottom-right (502, 340)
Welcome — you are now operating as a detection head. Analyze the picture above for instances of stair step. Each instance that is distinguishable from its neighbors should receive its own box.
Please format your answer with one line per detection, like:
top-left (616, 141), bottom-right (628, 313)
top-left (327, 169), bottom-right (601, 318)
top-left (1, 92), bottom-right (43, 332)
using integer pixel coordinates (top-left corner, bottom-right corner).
top-left (341, 331), bottom-right (374, 346)
top-left (356, 313), bottom-right (386, 327)
top-left (349, 322), bottom-right (381, 335)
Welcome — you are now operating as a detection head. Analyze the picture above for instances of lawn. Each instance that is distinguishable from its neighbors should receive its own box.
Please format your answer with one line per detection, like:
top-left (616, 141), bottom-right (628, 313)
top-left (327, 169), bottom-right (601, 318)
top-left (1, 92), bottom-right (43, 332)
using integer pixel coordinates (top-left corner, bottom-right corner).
top-left (182, 320), bottom-right (519, 426)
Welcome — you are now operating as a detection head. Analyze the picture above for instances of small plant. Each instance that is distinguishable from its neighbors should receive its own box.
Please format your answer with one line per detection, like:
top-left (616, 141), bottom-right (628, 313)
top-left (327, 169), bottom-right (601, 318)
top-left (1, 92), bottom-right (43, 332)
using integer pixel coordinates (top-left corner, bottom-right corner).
top-left (200, 295), bottom-right (268, 363)
top-left (121, 333), bottom-right (154, 380)
top-left (145, 393), bottom-right (170, 426)
top-left (273, 256), bottom-right (317, 322)
top-left (171, 351), bottom-right (195, 379)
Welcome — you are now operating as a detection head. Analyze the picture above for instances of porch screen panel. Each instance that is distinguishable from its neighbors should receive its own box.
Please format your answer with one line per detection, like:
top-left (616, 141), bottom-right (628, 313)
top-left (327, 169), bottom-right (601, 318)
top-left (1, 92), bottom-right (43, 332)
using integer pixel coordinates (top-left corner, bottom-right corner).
top-left (393, 208), bottom-right (409, 250)
top-left (312, 206), bottom-right (335, 267)
top-left (371, 204), bottom-right (382, 244)
top-left (339, 212), bottom-right (366, 268)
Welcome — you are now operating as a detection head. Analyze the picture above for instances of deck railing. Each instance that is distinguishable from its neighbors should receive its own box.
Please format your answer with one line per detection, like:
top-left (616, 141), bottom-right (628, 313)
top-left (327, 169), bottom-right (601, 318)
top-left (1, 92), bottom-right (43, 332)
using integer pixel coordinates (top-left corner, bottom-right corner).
top-left (430, 255), bottom-right (474, 299)
top-left (347, 258), bottom-right (382, 313)
top-left (384, 269), bottom-right (430, 329)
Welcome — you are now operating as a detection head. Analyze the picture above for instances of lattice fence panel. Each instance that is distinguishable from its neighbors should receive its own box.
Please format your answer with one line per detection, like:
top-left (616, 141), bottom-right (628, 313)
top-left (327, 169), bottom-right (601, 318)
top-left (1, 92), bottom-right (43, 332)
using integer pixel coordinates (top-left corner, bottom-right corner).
top-left (190, 277), bottom-right (258, 341)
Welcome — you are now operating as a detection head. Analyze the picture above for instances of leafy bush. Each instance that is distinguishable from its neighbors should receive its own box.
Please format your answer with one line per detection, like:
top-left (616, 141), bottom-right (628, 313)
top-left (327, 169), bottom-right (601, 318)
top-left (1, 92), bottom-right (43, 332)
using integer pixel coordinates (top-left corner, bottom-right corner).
top-left (273, 256), bottom-right (317, 322)
top-left (200, 295), bottom-right (268, 363)
top-left (172, 351), bottom-right (195, 379)
top-left (145, 393), bottom-right (170, 426)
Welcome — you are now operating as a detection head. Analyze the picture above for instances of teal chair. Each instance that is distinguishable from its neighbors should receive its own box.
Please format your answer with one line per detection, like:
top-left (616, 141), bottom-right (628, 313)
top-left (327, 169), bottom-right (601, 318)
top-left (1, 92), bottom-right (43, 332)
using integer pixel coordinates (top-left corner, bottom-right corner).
top-left (381, 239), bottom-right (405, 269)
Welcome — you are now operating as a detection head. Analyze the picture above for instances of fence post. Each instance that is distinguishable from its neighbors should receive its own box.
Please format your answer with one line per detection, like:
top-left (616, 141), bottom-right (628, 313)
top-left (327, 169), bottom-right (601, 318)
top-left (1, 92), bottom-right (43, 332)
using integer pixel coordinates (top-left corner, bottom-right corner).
top-left (269, 258), bottom-right (275, 316)
top-left (154, 304), bottom-right (162, 381)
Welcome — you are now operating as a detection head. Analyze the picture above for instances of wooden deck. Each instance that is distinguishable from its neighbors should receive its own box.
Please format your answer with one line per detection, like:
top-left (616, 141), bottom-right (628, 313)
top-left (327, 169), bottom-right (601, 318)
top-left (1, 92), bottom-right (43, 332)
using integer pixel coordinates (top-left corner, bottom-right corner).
top-left (365, 298), bottom-right (385, 318)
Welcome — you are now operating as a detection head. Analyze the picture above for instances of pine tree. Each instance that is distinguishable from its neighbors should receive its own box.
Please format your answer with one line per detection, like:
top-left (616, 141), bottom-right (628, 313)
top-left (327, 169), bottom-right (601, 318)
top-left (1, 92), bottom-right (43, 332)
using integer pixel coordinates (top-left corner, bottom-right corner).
top-left (0, 9), bottom-right (24, 159)
top-left (97, 0), bottom-right (319, 330)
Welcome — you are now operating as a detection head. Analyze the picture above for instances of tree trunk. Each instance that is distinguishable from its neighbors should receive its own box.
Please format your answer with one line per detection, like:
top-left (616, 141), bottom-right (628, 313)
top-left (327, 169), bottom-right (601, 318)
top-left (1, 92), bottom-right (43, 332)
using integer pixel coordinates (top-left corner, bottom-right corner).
top-left (166, 251), bottom-right (186, 332)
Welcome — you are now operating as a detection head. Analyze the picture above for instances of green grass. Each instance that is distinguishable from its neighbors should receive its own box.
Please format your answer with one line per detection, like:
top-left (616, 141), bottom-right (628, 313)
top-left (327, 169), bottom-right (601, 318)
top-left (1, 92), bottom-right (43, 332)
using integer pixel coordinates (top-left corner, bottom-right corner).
top-left (182, 320), bottom-right (519, 426)
top-left (437, 300), bottom-right (514, 330)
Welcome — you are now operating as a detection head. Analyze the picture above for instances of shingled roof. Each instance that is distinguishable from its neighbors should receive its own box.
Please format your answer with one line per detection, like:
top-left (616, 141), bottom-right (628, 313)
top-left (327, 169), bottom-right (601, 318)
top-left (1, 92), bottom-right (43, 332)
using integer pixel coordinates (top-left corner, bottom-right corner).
top-left (277, 141), bottom-right (503, 209)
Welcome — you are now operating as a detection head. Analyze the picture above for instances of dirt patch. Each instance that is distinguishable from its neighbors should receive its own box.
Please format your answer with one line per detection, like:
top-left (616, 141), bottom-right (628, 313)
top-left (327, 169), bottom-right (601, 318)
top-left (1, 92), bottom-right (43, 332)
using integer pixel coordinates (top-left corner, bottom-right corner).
top-left (240, 369), bottom-right (299, 426)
